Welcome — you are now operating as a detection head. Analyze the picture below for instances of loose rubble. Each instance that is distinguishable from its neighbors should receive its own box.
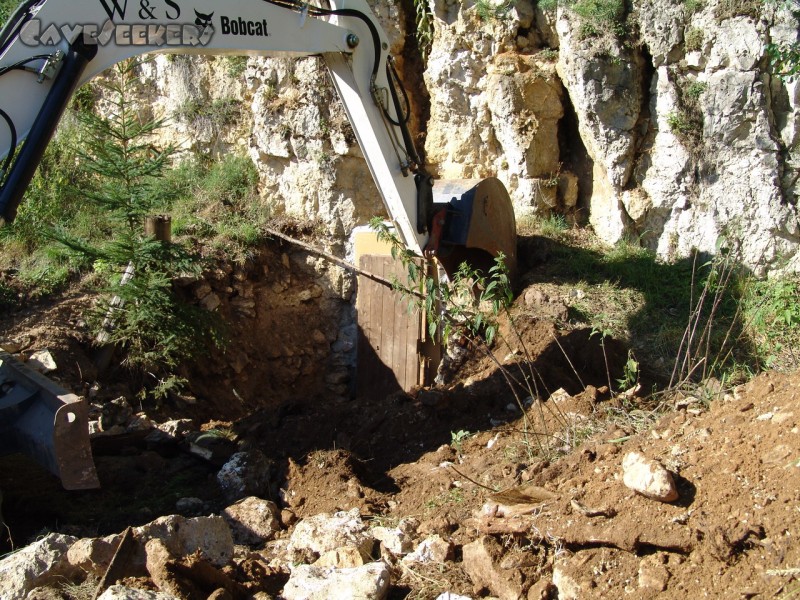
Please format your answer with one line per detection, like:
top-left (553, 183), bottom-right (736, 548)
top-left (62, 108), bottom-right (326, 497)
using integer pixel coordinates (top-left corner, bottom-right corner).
top-left (2, 346), bottom-right (799, 599)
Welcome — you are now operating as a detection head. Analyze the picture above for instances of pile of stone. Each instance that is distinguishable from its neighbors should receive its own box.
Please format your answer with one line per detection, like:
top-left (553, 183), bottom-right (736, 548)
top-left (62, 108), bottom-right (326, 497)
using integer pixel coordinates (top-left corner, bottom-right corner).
top-left (0, 504), bottom-right (456, 600)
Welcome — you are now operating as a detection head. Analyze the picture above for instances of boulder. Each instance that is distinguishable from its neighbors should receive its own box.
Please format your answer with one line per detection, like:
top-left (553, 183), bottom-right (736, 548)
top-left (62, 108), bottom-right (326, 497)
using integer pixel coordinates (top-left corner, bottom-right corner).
top-left (28, 349), bottom-right (57, 373)
top-left (135, 515), bottom-right (234, 568)
top-left (99, 397), bottom-right (134, 431)
top-left (222, 496), bottom-right (282, 546)
top-left (403, 535), bottom-right (453, 564)
top-left (216, 451), bottom-right (273, 503)
top-left (282, 562), bottom-right (390, 600)
top-left (67, 534), bottom-right (122, 575)
top-left (288, 508), bottom-right (372, 560)
top-left (0, 533), bottom-right (79, 599)
top-left (462, 535), bottom-right (525, 600)
top-left (313, 546), bottom-right (366, 569)
top-left (370, 518), bottom-right (418, 556)
top-left (622, 452), bottom-right (679, 502)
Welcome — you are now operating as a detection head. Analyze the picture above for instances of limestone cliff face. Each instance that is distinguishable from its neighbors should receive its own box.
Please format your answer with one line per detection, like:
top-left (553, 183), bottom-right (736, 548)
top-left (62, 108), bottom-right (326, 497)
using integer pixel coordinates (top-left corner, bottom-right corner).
top-left (136, 0), bottom-right (798, 273)
top-left (425, 0), bottom-right (799, 272)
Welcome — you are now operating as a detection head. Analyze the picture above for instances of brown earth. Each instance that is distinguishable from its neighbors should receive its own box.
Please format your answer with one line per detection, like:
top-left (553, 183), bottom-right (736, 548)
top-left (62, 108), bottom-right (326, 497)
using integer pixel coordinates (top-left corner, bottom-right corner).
top-left (1, 238), bottom-right (799, 599)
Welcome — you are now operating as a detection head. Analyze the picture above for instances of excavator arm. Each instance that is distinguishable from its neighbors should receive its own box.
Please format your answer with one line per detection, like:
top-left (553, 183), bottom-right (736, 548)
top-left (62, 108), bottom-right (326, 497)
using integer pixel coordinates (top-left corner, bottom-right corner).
top-left (0, 0), bottom-right (517, 489)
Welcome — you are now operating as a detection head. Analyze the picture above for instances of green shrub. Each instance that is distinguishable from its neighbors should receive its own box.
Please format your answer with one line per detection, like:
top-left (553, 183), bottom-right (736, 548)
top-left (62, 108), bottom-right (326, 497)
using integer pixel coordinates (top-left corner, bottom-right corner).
top-left (155, 153), bottom-right (267, 260)
top-left (175, 97), bottom-right (241, 127)
top-left (768, 41), bottom-right (800, 81)
top-left (539, 48), bottom-right (559, 60)
top-left (685, 81), bottom-right (708, 101)
top-left (0, 0), bottom-right (20, 24)
top-left (202, 154), bottom-right (258, 204)
top-left (667, 111), bottom-right (693, 136)
top-left (88, 235), bottom-right (221, 372)
top-left (685, 28), bottom-right (703, 52)
top-left (0, 116), bottom-right (95, 277)
top-left (225, 56), bottom-right (248, 78)
top-left (683, 0), bottom-right (704, 16)
top-left (740, 275), bottom-right (800, 369)
top-left (569, 0), bottom-right (625, 37)
top-left (714, 0), bottom-right (761, 20)
top-left (666, 76), bottom-right (708, 148)
top-left (474, 0), bottom-right (517, 21)
top-left (0, 280), bottom-right (15, 308)
top-left (413, 0), bottom-right (434, 60)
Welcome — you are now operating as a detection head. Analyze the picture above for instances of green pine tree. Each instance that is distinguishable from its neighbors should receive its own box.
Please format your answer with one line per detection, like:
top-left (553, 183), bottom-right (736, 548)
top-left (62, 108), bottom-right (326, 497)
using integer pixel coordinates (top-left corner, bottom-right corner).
top-left (57, 58), bottom-right (222, 396)
top-left (75, 59), bottom-right (175, 230)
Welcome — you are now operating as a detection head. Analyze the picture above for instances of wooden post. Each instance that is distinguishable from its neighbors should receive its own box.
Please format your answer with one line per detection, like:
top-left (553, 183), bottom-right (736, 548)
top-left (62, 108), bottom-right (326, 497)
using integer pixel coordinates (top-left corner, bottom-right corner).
top-left (144, 215), bottom-right (171, 243)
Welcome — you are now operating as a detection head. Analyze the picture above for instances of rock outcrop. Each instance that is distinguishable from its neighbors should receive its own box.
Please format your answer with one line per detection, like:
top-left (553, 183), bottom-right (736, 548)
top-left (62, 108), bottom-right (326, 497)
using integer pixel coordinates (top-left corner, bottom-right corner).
top-left (131, 0), bottom-right (797, 273)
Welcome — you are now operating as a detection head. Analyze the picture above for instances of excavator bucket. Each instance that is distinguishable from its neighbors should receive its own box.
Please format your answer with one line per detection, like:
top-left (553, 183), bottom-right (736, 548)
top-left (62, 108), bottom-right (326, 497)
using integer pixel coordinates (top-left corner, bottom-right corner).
top-left (0, 349), bottom-right (99, 490)
top-left (432, 178), bottom-right (518, 280)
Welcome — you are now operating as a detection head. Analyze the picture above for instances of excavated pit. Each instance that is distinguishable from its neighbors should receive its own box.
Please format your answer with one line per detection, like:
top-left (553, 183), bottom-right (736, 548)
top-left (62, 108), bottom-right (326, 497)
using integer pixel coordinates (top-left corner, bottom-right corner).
top-left (0, 235), bottom-right (630, 553)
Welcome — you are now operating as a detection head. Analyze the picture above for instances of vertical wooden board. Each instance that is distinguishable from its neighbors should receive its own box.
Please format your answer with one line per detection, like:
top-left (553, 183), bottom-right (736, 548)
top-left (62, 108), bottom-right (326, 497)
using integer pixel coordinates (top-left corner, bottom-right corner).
top-left (390, 258), bottom-right (422, 391)
top-left (403, 267), bottom-right (421, 389)
top-left (357, 255), bottom-right (385, 397)
top-left (391, 264), bottom-right (409, 389)
top-left (380, 256), bottom-right (400, 390)
top-left (356, 254), bottom-right (427, 397)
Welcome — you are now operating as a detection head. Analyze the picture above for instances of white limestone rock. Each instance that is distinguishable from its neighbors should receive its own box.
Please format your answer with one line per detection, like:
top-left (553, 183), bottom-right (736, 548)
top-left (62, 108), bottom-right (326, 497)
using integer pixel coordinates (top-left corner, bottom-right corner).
top-left (97, 585), bottom-right (180, 600)
top-left (222, 496), bottom-right (282, 546)
top-left (135, 515), bottom-right (234, 568)
top-left (282, 562), bottom-right (390, 600)
top-left (0, 533), bottom-right (78, 599)
top-left (622, 452), bottom-right (679, 502)
top-left (288, 508), bottom-right (372, 560)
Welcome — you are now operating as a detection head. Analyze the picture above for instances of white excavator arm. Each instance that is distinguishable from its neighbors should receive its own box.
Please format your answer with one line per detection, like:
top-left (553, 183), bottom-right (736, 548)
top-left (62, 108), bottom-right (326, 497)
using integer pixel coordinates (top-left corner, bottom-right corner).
top-left (0, 0), bottom-right (516, 267)
top-left (0, 0), bottom-right (434, 253)
top-left (0, 0), bottom-right (517, 490)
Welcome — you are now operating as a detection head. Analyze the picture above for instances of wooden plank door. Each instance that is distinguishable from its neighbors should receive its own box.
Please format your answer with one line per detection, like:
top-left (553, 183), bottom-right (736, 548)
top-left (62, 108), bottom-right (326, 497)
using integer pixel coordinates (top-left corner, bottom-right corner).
top-left (356, 255), bottom-right (423, 399)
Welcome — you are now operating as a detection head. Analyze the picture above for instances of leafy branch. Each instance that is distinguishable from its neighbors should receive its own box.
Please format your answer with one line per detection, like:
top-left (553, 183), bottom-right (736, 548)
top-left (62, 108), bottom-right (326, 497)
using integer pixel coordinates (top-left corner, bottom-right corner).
top-left (370, 218), bottom-right (578, 460)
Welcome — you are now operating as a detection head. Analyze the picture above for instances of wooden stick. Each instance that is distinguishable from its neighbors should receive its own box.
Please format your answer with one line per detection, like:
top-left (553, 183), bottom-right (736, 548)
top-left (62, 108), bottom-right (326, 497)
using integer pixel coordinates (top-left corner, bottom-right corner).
top-left (93, 526), bottom-right (135, 599)
top-left (263, 226), bottom-right (422, 296)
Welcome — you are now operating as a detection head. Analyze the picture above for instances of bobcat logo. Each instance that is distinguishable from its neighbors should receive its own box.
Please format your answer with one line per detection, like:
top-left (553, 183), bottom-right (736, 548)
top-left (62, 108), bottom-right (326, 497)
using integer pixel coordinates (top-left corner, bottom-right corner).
top-left (194, 9), bottom-right (214, 29)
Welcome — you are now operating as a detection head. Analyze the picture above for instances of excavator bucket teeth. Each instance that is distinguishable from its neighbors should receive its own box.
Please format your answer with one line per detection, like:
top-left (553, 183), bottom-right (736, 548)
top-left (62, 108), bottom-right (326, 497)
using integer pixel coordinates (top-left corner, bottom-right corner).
top-left (0, 350), bottom-right (99, 490)
top-left (432, 178), bottom-right (518, 280)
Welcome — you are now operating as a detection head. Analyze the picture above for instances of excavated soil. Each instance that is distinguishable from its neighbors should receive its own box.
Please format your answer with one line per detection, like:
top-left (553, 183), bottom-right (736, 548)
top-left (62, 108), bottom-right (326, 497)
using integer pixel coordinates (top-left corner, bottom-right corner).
top-left (1, 240), bottom-right (799, 599)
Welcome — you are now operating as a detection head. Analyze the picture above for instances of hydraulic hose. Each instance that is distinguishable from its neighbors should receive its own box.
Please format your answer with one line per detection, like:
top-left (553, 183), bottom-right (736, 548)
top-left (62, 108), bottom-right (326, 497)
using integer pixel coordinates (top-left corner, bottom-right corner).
top-left (0, 108), bottom-right (16, 179)
top-left (0, 0), bottom-right (41, 55)
top-left (0, 40), bottom-right (97, 224)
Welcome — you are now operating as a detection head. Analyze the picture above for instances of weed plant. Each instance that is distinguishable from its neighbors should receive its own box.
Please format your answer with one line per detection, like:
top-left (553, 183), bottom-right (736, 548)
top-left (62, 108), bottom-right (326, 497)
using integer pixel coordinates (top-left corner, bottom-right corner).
top-left (569, 0), bottom-right (626, 37)
top-left (474, 0), bottom-right (517, 21)
top-left (684, 28), bottom-right (704, 52)
top-left (372, 218), bottom-right (581, 461)
top-left (173, 97), bottom-right (241, 127)
top-left (714, 0), bottom-right (763, 20)
top-left (768, 41), bottom-right (800, 81)
top-left (412, 0), bottom-right (434, 60)
top-left (666, 74), bottom-right (707, 149)
top-left (225, 56), bottom-right (249, 79)
top-left (0, 0), bottom-right (18, 24)
top-left (683, 0), bottom-right (705, 15)
top-left (520, 224), bottom-right (799, 386)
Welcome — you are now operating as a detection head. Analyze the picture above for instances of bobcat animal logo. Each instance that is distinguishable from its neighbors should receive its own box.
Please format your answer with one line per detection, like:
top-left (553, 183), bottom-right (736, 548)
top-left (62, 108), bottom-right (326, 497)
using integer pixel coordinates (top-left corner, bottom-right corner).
top-left (194, 9), bottom-right (214, 29)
